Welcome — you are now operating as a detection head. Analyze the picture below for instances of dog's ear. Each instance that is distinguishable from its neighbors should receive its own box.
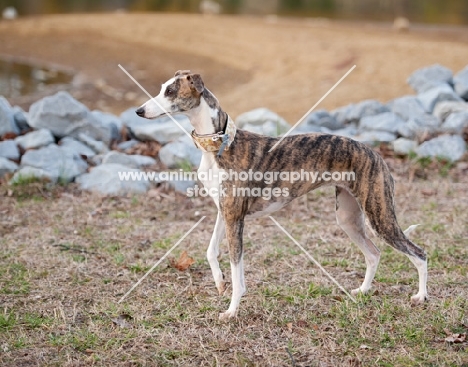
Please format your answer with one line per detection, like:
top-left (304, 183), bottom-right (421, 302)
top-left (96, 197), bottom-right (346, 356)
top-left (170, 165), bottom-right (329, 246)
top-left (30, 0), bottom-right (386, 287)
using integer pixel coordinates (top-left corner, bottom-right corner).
top-left (175, 70), bottom-right (191, 77)
top-left (187, 74), bottom-right (204, 94)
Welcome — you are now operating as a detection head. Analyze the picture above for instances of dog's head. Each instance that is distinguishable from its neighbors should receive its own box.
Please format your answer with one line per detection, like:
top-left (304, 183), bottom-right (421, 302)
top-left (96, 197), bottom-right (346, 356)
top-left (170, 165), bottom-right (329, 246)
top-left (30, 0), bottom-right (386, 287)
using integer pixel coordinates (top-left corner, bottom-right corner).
top-left (136, 70), bottom-right (205, 119)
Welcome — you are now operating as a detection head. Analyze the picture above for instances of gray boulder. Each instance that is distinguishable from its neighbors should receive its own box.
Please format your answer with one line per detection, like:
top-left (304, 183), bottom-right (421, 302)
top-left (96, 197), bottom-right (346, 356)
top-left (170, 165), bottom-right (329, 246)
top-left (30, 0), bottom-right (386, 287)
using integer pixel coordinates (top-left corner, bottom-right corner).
top-left (76, 133), bottom-right (109, 154)
top-left (0, 157), bottom-right (18, 178)
top-left (392, 138), bottom-right (418, 155)
top-left (20, 144), bottom-right (88, 183)
top-left (353, 131), bottom-right (396, 143)
top-left (10, 167), bottom-right (53, 184)
top-left (123, 110), bottom-right (193, 144)
top-left (433, 101), bottom-right (468, 122)
top-left (454, 66), bottom-right (468, 100)
top-left (29, 91), bottom-right (114, 144)
top-left (102, 151), bottom-right (156, 168)
top-left (359, 112), bottom-right (405, 133)
top-left (330, 126), bottom-right (357, 138)
top-left (159, 134), bottom-right (202, 168)
top-left (304, 109), bottom-right (343, 130)
top-left (236, 108), bottom-right (290, 137)
top-left (15, 129), bottom-right (54, 150)
top-left (12, 106), bottom-right (30, 132)
top-left (0, 97), bottom-right (19, 136)
top-left (331, 100), bottom-right (389, 125)
top-left (0, 140), bottom-right (20, 160)
top-left (440, 111), bottom-right (468, 134)
top-left (91, 110), bottom-right (122, 141)
top-left (76, 163), bottom-right (150, 195)
top-left (397, 115), bottom-right (440, 140)
top-left (417, 84), bottom-right (462, 113)
top-left (416, 134), bottom-right (466, 162)
top-left (388, 96), bottom-right (426, 120)
top-left (407, 64), bottom-right (453, 93)
top-left (59, 137), bottom-right (96, 158)
top-left (292, 125), bottom-right (331, 135)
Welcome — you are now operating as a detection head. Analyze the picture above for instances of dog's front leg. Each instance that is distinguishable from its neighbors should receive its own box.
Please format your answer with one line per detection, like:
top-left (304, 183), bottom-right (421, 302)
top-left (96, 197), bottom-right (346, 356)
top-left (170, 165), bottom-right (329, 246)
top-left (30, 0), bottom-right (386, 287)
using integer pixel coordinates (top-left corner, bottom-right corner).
top-left (219, 219), bottom-right (246, 321)
top-left (207, 211), bottom-right (226, 295)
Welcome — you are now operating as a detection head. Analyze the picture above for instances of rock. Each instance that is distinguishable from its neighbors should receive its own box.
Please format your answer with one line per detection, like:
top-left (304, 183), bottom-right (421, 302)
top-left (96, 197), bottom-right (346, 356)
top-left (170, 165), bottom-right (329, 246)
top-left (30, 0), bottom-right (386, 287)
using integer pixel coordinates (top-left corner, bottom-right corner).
top-left (330, 126), bottom-right (357, 138)
top-left (2, 6), bottom-right (18, 20)
top-left (388, 96), bottom-right (427, 121)
top-left (15, 129), bottom-right (54, 150)
top-left (10, 167), bottom-right (52, 184)
top-left (0, 140), bottom-right (20, 160)
top-left (292, 125), bottom-right (331, 135)
top-left (304, 109), bottom-right (343, 130)
top-left (123, 109), bottom-right (193, 143)
top-left (331, 100), bottom-right (389, 125)
top-left (0, 157), bottom-right (18, 178)
top-left (159, 134), bottom-right (202, 168)
top-left (20, 144), bottom-right (88, 183)
top-left (417, 84), bottom-right (462, 113)
top-left (454, 66), bottom-right (468, 100)
top-left (29, 91), bottom-right (114, 144)
top-left (392, 138), bottom-right (418, 155)
top-left (91, 110), bottom-right (122, 141)
top-left (440, 111), bottom-right (468, 134)
top-left (170, 178), bottom-right (196, 194)
top-left (416, 134), bottom-right (466, 162)
top-left (397, 115), bottom-right (440, 140)
top-left (407, 64), bottom-right (453, 93)
top-left (0, 97), bottom-right (19, 136)
top-left (76, 163), bottom-right (150, 195)
top-left (76, 133), bottom-right (109, 154)
top-left (12, 106), bottom-right (30, 132)
top-left (433, 101), bottom-right (468, 121)
top-left (359, 112), bottom-right (405, 133)
top-left (117, 140), bottom-right (140, 152)
top-left (59, 137), bottom-right (96, 158)
top-left (353, 131), bottom-right (397, 143)
top-left (102, 151), bottom-right (156, 168)
top-left (236, 108), bottom-right (290, 136)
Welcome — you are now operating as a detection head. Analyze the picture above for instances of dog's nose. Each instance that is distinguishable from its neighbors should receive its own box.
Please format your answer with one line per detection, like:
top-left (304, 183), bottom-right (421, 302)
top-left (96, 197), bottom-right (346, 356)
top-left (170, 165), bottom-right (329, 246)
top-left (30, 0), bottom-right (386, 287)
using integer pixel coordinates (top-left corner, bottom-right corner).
top-left (135, 107), bottom-right (145, 117)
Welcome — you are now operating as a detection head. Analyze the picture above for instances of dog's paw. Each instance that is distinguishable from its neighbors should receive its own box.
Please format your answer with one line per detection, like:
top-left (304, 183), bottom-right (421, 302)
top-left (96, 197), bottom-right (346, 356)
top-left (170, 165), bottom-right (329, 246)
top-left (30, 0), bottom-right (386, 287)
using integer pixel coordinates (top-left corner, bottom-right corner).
top-left (410, 293), bottom-right (428, 305)
top-left (216, 281), bottom-right (226, 296)
top-left (219, 310), bottom-right (237, 321)
top-left (351, 287), bottom-right (369, 296)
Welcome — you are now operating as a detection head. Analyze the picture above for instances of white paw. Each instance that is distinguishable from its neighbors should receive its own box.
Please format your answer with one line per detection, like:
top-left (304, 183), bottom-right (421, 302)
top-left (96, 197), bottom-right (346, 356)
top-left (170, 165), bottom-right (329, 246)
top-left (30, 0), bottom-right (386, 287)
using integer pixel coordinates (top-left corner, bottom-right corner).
top-left (351, 287), bottom-right (369, 296)
top-left (411, 293), bottom-right (427, 305)
top-left (219, 310), bottom-right (237, 321)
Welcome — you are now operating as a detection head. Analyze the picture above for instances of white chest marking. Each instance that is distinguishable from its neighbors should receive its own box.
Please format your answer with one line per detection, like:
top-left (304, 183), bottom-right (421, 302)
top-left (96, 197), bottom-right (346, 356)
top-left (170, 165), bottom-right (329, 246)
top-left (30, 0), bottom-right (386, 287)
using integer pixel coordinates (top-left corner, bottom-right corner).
top-left (197, 152), bottom-right (221, 209)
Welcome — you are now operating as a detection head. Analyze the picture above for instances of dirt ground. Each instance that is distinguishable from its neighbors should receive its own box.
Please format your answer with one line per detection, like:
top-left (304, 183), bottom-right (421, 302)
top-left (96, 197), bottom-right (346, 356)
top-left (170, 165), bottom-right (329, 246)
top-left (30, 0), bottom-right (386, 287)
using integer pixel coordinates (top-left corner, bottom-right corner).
top-left (0, 13), bottom-right (468, 367)
top-left (1, 13), bottom-right (468, 121)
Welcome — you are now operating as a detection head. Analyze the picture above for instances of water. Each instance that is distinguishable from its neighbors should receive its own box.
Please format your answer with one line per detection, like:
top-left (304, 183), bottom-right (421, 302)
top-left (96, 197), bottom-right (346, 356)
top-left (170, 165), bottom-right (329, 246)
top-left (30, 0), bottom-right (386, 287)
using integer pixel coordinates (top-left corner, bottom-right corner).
top-left (1, 0), bottom-right (467, 25)
top-left (0, 59), bottom-right (73, 98)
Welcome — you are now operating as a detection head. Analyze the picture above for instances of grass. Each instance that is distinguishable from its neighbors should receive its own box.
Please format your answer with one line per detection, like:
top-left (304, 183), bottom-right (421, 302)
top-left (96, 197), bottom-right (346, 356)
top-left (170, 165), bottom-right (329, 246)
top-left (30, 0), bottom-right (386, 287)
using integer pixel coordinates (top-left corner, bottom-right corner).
top-left (0, 163), bottom-right (467, 366)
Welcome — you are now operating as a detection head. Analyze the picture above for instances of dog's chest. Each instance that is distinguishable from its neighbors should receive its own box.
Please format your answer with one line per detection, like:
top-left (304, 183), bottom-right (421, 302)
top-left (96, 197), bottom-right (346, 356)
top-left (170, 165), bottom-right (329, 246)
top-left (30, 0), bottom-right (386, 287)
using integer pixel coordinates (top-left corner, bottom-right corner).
top-left (197, 153), bottom-right (221, 208)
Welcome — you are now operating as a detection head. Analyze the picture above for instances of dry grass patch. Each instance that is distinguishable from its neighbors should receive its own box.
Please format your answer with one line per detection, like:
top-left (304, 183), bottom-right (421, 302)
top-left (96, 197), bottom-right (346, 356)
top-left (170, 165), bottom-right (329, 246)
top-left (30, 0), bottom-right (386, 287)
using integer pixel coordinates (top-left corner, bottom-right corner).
top-left (0, 164), bottom-right (467, 366)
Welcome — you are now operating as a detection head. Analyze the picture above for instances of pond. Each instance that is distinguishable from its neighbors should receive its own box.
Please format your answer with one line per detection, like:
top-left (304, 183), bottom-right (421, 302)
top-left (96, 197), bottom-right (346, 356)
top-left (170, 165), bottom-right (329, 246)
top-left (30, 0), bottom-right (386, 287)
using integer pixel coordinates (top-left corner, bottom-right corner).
top-left (1, 0), bottom-right (467, 25)
top-left (0, 58), bottom-right (74, 98)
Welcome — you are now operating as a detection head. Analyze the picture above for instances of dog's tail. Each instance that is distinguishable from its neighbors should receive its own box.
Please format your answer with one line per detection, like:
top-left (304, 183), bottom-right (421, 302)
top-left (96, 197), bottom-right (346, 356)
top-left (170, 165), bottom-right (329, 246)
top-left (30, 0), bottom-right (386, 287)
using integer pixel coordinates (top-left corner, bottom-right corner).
top-left (403, 224), bottom-right (420, 238)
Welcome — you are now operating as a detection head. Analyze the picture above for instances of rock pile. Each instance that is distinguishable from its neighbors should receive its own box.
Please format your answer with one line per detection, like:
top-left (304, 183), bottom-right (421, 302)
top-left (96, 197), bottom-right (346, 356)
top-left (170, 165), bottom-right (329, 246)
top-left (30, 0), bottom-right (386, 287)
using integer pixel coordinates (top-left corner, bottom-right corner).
top-left (0, 64), bottom-right (467, 195)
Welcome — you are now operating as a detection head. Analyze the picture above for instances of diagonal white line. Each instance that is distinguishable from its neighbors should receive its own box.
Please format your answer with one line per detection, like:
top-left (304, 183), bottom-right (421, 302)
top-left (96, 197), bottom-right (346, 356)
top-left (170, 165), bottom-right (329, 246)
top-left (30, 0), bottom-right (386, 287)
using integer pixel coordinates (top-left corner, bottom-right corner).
top-left (118, 64), bottom-right (192, 139)
top-left (268, 65), bottom-right (356, 152)
top-left (117, 216), bottom-right (206, 304)
top-left (268, 216), bottom-right (357, 303)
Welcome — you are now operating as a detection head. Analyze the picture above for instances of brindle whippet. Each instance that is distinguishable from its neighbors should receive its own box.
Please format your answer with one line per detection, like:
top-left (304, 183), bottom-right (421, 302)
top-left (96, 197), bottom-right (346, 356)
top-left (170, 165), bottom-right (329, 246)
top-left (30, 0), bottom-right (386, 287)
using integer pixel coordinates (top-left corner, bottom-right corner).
top-left (135, 70), bottom-right (428, 320)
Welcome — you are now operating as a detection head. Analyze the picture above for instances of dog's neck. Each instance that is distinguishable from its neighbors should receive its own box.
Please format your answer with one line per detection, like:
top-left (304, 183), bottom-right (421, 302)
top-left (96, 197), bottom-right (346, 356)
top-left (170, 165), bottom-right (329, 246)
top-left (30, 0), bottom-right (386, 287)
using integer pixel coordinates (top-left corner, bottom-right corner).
top-left (184, 89), bottom-right (228, 135)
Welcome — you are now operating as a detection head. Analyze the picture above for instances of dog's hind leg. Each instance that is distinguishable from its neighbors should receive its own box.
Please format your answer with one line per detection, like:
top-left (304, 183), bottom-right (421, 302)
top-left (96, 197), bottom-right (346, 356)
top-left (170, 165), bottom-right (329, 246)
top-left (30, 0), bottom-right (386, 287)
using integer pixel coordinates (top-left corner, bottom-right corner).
top-left (335, 187), bottom-right (381, 296)
top-left (207, 211), bottom-right (226, 295)
top-left (361, 177), bottom-right (428, 304)
top-left (219, 219), bottom-right (246, 321)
